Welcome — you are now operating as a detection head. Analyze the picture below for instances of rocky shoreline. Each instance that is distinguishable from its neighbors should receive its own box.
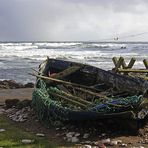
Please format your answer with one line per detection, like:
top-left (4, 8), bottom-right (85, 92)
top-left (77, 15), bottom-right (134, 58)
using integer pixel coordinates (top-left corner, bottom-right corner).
top-left (0, 80), bottom-right (34, 89)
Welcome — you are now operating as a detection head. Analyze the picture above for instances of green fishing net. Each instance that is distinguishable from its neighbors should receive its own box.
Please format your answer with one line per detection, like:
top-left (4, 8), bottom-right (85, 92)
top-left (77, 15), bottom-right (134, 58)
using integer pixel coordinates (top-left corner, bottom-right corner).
top-left (32, 79), bottom-right (143, 123)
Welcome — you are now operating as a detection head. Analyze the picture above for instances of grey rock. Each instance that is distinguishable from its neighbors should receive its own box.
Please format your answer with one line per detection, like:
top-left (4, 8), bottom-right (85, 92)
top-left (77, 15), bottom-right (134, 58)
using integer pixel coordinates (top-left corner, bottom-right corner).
top-left (110, 140), bottom-right (118, 145)
top-left (21, 139), bottom-right (34, 144)
top-left (66, 132), bottom-right (75, 138)
top-left (0, 108), bottom-right (5, 115)
top-left (101, 138), bottom-right (110, 144)
top-left (71, 136), bottom-right (79, 143)
top-left (84, 145), bottom-right (92, 148)
top-left (0, 129), bottom-right (6, 132)
top-left (83, 133), bottom-right (90, 139)
top-left (75, 133), bottom-right (80, 137)
top-left (120, 143), bottom-right (127, 147)
top-left (36, 133), bottom-right (45, 137)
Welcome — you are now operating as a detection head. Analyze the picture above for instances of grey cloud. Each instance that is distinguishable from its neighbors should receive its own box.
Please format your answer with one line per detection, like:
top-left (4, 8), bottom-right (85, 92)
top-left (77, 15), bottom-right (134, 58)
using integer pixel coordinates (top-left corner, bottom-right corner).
top-left (0, 0), bottom-right (148, 41)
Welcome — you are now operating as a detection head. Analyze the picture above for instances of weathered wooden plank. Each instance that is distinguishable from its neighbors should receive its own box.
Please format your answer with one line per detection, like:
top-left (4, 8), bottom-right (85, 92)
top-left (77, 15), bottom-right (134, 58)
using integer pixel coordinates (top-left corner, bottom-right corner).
top-left (118, 68), bottom-right (148, 73)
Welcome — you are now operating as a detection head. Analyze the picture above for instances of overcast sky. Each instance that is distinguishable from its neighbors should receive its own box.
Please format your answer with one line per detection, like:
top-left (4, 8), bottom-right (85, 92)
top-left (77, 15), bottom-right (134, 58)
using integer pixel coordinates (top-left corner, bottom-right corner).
top-left (0, 0), bottom-right (148, 41)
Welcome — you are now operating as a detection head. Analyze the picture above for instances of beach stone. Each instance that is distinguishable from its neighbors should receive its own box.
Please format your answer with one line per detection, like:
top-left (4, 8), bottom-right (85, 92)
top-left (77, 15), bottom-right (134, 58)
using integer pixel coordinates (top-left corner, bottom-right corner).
top-left (117, 139), bottom-right (122, 144)
top-left (84, 141), bottom-right (91, 144)
top-left (75, 132), bottom-right (80, 137)
top-left (21, 139), bottom-right (34, 144)
top-left (101, 133), bottom-right (106, 137)
top-left (84, 144), bottom-right (92, 148)
top-left (71, 136), bottom-right (79, 143)
top-left (83, 133), bottom-right (90, 139)
top-left (0, 108), bottom-right (5, 115)
top-left (110, 140), bottom-right (118, 145)
top-left (98, 144), bottom-right (106, 148)
top-left (0, 129), bottom-right (6, 132)
top-left (101, 138), bottom-right (110, 144)
top-left (36, 133), bottom-right (45, 137)
top-left (5, 99), bottom-right (20, 108)
top-left (66, 132), bottom-right (75, 138)
top-left (55, 128), bottom-right (60, 130)
top-left (120, 143), bottom-right (127, 147)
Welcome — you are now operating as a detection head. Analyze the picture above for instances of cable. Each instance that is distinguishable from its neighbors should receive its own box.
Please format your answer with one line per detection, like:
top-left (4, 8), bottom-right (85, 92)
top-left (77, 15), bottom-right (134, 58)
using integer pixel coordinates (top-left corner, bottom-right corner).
top-left (99, 31), bottom-right (148, 41)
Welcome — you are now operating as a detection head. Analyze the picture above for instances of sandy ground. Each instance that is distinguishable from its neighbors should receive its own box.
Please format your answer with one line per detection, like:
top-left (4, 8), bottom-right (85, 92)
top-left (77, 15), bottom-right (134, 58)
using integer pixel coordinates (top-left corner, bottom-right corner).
top-left (0, 88), bottom-right (33, 104)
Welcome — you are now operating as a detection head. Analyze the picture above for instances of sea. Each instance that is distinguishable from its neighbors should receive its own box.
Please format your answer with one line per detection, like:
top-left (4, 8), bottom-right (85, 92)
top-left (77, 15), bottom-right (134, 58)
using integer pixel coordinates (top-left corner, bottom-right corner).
top-left (0, 42), bottom-right (147, 84)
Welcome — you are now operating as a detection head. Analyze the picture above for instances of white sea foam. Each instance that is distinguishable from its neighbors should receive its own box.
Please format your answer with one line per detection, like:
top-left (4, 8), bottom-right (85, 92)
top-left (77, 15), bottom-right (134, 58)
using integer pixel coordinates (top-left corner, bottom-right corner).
top-left (0, 42), bottom-right (147, 82)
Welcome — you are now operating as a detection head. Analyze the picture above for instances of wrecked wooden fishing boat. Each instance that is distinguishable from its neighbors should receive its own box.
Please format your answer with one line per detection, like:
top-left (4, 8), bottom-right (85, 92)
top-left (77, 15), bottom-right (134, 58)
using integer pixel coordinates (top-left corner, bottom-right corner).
top-left (31, 58), bottom-right (148, 123)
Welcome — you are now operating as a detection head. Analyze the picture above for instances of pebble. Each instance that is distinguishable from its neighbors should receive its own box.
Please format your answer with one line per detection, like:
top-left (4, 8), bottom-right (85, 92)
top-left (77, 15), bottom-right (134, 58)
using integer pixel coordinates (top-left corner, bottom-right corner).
top-left (0, 108), bottom-right (5, 115)
top-left (120, 143), bottom-right (127, 147)
top-left (84, 141), bottom-right (91, 144)
top-left (117, 139), bottom-right (122, 144)
top-left (75, 132), bottom-right (80, 137)
top-left (66, 132), bottom-right (75, 138)
top-left (101, 138), bottom-right (110, 144)
top-left (21, 139), bottom-right (34, 144)
top-left (0, 129), bottom-right (6, 132)
top-left (84, 145), bottom-right (92, 148)
top-left (83, 133), bottom-right (90, 139)
top-left (71, 136), bottom-right (79, 143)
top-left (5, 107), bottom-right (30, 122)
top-left (36, 133), bottom-right (45, 137)
top-left (101, 133), bottom-right (106, 137)
top-left (110, 140), bottom-right (118, 145)
top-left (55, 128), bottom-right (60, 130)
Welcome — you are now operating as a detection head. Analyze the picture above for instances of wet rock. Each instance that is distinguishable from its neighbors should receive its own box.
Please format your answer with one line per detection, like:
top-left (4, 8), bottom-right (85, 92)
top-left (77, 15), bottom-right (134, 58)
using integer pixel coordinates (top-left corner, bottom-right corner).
top-left (36, 133), bottom-right (45, 137)
top-left (21, 139), bottom-right (34, 144)
top-left (83, 133), bottom-right (90, 139)
top-left (0, 129), bottom-right (6, 132)
top-left (5, 99), bottom-right (20, 108)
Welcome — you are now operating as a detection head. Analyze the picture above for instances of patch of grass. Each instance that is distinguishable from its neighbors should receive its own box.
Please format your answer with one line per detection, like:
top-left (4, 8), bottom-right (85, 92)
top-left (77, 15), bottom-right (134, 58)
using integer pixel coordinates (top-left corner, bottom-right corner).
top-left (0, 115), bottom-right (57, 148)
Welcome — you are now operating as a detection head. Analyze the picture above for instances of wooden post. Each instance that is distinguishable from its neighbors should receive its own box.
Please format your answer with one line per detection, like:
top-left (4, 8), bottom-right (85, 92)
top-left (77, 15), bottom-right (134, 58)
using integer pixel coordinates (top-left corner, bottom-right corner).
top-left (113, 57), bottom-right (124, 73)
top-left (143, 59), bottom-right (148, 76)
top-left (127, 58), bottom-right (136, 69)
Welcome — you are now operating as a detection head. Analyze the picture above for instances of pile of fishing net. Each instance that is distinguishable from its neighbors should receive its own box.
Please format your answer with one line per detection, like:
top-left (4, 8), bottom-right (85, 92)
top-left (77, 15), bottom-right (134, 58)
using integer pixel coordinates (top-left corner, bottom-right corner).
top-left (32, 79), bottom-right (144, 124)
